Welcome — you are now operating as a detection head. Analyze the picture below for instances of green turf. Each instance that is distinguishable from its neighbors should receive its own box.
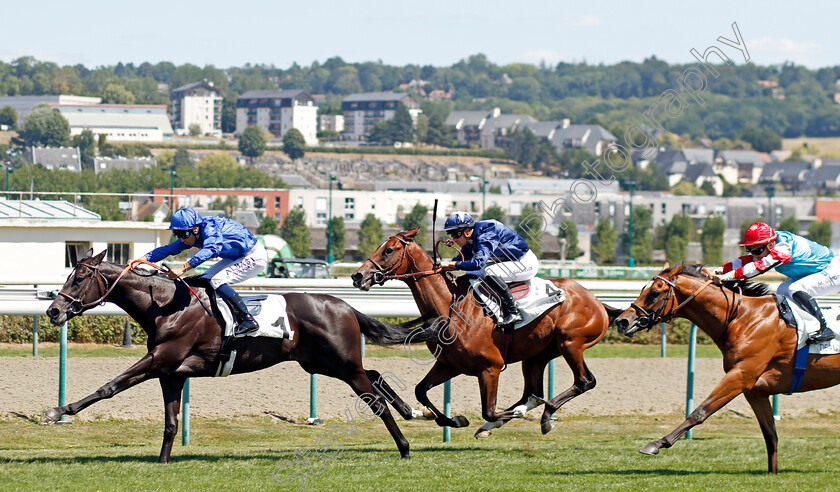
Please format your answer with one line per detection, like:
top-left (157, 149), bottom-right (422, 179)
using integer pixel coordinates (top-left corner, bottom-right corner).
top-left (1, 414), bottom-right (838, 491)
top-left (0, 343), bottom-right (723, 359)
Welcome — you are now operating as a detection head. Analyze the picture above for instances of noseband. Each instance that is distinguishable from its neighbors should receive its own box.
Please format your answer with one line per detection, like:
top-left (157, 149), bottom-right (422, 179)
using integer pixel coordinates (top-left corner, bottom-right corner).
top-left (630, 275), bottom-right (714, 330)
top-left (366, 236), bottom-right (444, 285)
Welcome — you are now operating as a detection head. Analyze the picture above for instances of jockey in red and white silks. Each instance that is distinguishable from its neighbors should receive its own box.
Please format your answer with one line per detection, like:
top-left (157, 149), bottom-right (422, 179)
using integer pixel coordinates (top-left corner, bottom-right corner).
top-left (717, 222), bottom-right (839, 342)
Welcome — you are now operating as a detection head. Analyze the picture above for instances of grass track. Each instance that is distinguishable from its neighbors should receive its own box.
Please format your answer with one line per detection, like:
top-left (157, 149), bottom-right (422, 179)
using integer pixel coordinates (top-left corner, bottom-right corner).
top-left (2, 414), bottom-right (840, 490)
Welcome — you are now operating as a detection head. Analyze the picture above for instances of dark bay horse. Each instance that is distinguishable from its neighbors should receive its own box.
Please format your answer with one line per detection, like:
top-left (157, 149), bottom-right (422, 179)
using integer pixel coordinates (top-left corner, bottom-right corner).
top-left (615, 262), bottom-right (840, 474)
top-left (45, 250), bottom-right (433, 462)
top-left (351, 229), bottom-right (620, 437)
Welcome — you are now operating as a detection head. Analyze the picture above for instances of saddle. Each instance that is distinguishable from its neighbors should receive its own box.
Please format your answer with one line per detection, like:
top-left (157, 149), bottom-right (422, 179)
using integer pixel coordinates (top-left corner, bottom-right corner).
top-left (470, 277), bottom-right (565, 331)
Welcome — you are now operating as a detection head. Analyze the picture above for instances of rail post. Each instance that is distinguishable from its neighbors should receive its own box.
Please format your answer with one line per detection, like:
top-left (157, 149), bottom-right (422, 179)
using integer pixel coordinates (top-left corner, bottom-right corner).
top-left (182, 379), bottom-right (190, 445)
top-left (58, 322), bottom-right (67, 422)
top-left (307, 374), bottom-right (321, 424)
top-left (443, 380), bottom-right (451, 443)
top-left (661, 322), bottom-right (667, 357)
top-left (32, 315), bottom-right (39, 356)
top-left (685, 323), bottom-right (697, 439)
top-left (548, 359), bottom-right (555, 399)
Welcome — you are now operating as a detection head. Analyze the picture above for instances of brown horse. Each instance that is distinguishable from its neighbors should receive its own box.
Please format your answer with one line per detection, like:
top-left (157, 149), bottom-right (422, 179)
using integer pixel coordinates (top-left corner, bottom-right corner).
top-left (45, 250), bottom-right (435, 462)
top-left (615, 262), bottom-right (840, 474)
top-left (351, 229), bottom-right (619, 436)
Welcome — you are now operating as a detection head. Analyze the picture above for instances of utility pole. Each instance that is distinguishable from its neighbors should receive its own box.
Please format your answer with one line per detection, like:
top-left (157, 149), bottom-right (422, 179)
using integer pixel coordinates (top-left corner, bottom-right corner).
top-left (627, 181), bottom-right (636, 267)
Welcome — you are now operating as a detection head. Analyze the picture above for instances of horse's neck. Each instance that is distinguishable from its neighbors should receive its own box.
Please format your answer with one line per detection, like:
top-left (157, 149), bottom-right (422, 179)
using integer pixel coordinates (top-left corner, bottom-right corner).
top-left (404, 244), bottom-right (460, 318)
top-left (676, 277), bottom-right (751, 343)
top-left (101, 263), bottom-right (179, 328)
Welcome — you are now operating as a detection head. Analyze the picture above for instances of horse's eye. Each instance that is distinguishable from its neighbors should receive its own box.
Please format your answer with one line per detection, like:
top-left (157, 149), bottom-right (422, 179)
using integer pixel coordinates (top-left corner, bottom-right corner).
top-left (383, 247), bottom-right (393, 256)
top-left (73, 277), bottom-right (84, 285)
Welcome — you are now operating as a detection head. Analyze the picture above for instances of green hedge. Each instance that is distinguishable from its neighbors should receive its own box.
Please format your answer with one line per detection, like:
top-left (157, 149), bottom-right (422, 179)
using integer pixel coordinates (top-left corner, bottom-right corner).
top-left (0, 316), bottom-right (146, 344)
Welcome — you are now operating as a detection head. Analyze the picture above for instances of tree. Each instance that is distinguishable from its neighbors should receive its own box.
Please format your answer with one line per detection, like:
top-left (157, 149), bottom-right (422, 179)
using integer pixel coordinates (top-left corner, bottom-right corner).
top-left (779, 215), bottom-right (799, 234)
top-left (101, 82), bottom-right (136, 104)
top-left (701, 216), bottom-right (725, 266)
top-left (238, 125), bottom-right (267, 164)
top-left (424, 112), bottom-right (450, 147)
top-left (391, 103), bottom-right (415, 143)
top-left (173, 147), bottom-right (193, 169)
top-left (663, 215), bottom-right (693, 264)
top-left (626, 206), bottom-right (653, 265)
top-left (328, 216), bottom-right (346, 260)
top-left (557, 219), bottom-right (583, 259)
top-left (592, 218), bottom-right (618, 264)
top-left (403, 203), bottom-right (429, 248)
top-left (808, 219), bottom-right (832, 248)
top-left (482, 204), bottom-right (506, 223)
top-left (280, 207), bottom-right (311, 257)
top-left (19, 105), bottom-right (70, 147)
top-left (0, 106), bottom-right (17, 129)
top-left (506, 128), bottom-right (539, 167)
top-left (358, 213), bottom-right (384, 259)
top-left (282, 128), bottom-right (306, 161)
top-left (514, 205), bottom-right (542, 257)
top-left (188, 123), bottom-right (202, 137)
top-left (257, 216), bottom-right (279, 235)
top-left (71, 129), bottom-right (95, 169)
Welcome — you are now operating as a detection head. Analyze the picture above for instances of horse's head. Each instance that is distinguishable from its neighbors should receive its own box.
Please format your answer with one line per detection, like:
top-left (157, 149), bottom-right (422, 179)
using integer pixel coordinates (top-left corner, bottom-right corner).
top-left (615, 262), bottom-right (717, 338)
top-left (47, 249), bottom-right (109, 326)
top-left (352, 228), bottom-right (422, 291)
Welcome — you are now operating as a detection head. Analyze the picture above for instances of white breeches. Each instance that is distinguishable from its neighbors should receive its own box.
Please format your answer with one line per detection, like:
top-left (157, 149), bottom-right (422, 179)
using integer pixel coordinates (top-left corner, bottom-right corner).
top-left (202, 241), bottom-right (268, 289)
top-left (484, 250), bottom-right (540, 282)
top-left (776, 258), bottom-right (840, 298)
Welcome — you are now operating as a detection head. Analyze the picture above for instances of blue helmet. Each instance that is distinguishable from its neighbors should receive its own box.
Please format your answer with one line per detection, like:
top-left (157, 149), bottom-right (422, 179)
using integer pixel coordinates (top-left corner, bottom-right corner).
top-left (443, 211), bottom-right (475, 231)
top-left (169, 208), bottom-right (204, 230)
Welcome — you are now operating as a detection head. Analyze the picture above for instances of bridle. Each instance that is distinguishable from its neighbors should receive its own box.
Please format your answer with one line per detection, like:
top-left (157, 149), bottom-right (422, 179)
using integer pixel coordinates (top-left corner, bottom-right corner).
top-left (58, 262), bottom-right (132, 315)
top-left (630, 274), bottom-right (715, 330)
top-left (366, 235), bottom-right (444, 285)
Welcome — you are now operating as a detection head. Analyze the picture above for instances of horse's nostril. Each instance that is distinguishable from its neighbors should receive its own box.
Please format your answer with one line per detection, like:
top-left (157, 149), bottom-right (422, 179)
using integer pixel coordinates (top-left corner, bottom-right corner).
top-left (616, 318), bottom-right (628, 331)
top-left (351, 273), bottom-right (362, 283)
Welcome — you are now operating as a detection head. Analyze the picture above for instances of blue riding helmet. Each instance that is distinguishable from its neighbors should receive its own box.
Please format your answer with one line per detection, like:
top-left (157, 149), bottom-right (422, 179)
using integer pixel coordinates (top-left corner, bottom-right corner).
top-left (443, 211), bottom-right (475, 231)
top-left (169, 208), bottom-right (204, 230)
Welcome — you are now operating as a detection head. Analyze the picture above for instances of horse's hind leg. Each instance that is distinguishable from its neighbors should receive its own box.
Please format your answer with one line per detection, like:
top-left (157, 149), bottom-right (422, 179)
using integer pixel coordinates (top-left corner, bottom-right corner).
top-left (365, 369), bottom-right (414, 420)
top-left (158, 375), bottom-right (186, 464)
top-left (540, 342), bottom-right (596, 435)
top-left (346, 370), bottom-right (411, 459)
top-left (44, 353), bottom-right (159, 421)
top-left (743, 390), bottom-right (779, 474)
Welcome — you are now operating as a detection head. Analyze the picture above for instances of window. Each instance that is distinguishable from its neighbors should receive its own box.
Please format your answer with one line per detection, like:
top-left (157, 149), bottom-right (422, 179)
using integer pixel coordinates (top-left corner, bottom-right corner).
top-left (371, 198), bottom-right (376, 210)
top-left (65, 241), bottom-right (92, 268)
top-left (344, 212), bottom-right (355, 220)
top-left (275, 196), bottom-right (281, 208)
top-left (316, 197), bottom-right (327, 211)
top-left (107, 243), bottom-right (131, 264)
top-left (254, 197), bottom-right (265, 208)
top-left (316, 212), bottom-right (327, 226)
top-left (345, 197), bottom-right (355, 209)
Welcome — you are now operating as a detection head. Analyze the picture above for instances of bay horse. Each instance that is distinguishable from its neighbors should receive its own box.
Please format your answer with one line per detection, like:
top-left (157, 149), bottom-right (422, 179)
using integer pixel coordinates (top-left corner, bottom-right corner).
top-left (615, 262), bottom-right (840, 474)
top-left (351, 229), bottom-right (620, 437)
top-left (44, 249), bottom-right (434, 462)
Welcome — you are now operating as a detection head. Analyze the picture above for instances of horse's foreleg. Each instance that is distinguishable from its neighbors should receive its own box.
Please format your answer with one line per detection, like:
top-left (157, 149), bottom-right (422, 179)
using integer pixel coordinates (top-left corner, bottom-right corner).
top-left (473, 366), bottom-right (520, 439)
top-left (540, 343), bottom-right (596, 434)
top-left (158, 375), bottom-right (186, 464)
top-left (365, 369), bottom-right (414, 421)
top-left (346, 371), bottom-right (410, 459)
top-left (414, 361), bottom-right (469, 428)
top-left (743, 389), bottom-right (779, 474)
top-left (640, 369), bottom-right (748, 456)
top-left (44, 353), bottom-right (159, 421)
top-left (476, 356), bottom-right (551, 438)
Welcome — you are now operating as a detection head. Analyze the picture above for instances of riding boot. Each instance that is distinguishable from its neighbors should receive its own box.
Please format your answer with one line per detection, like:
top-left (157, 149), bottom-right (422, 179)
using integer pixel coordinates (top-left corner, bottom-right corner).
top-left (484, 275), bottom-right (522, 329)
top-left (792, 291), bottom-right (835, 343)
top-left (217, 284), bottom-right (259, 337)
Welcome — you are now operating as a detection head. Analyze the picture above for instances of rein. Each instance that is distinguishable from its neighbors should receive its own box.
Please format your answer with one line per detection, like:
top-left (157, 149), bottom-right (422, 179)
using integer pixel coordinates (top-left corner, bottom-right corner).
top-left (631, 275), bottom-right (714, 329)
top-left (58, 263), bottom-right (133, 314)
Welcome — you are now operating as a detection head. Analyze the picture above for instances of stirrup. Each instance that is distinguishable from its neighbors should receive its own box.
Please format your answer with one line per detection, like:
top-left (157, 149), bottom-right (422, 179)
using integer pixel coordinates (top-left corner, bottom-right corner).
top-left (233, 320), bottom-right (259, 337)
top-left (809, 327), bottom-right (835, 343)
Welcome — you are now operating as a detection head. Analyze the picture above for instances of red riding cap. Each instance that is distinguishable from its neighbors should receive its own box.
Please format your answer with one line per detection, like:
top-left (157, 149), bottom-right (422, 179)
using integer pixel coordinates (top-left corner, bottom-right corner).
top-left (739, 222), bottom-right (777, 247)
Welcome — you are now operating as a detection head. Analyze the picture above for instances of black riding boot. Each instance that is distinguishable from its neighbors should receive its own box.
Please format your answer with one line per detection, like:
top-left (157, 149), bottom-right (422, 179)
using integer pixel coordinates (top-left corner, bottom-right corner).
top-left (217, 284), bottom-right (259, 337)
top-left (792, 291), bottom-right (834, 343)
top-left (484, 275), bottom-right (522, 329)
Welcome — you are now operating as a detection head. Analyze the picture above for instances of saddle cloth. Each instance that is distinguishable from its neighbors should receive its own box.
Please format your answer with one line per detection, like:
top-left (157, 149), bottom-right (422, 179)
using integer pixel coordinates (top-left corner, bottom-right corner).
top-left (217, 294), bottom-right (295, 339)
top-left (778, 294), bottom-right (840, 354)
top-left (470, 277), bottom-right (565, 330)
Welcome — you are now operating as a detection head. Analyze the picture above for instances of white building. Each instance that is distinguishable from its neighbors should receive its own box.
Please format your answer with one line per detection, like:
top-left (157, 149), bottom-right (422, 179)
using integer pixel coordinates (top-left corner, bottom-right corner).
top-left (0, 200), bottom-right (169, 278)
top-left (235, 90), bottom-right (318, 145)
top-left (318, 114), bottom-right (345, 133)
top-left (54, 104), bottom-right (174, 142)
top-left (341, 92), bottom-right (421, 141)
top-left (0, 95), bottom-right (101, 127)
top-left (170, 81), bottom-right (223, 137)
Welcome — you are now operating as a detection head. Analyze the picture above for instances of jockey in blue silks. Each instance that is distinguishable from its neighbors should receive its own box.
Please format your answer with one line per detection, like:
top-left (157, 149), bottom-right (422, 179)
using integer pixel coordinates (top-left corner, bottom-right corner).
top-left (131, 208), bottom-right (267, 337)
top-left (439, 211), bottom-right (540, 328)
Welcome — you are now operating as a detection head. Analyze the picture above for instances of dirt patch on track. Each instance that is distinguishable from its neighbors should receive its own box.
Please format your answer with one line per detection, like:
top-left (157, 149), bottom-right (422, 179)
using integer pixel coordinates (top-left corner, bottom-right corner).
top-left (3, 356), bottom-right (840, 422)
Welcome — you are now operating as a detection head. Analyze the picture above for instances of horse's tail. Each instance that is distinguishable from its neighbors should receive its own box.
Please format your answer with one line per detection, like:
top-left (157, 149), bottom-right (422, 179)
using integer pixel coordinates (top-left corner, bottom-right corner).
top-left (353, 310), bottom-right (439, 345)
top-left (600, 301), bottom-right (624, 325)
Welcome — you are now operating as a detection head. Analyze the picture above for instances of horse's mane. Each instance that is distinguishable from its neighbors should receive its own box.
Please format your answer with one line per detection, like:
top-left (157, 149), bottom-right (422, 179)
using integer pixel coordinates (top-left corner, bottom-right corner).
top-left (669, 262), bottom-right (775, 297)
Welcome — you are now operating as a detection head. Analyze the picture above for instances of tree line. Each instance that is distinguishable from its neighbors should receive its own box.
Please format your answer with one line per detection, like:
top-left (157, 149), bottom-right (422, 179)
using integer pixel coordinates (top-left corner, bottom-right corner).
top-left (3, 55), bottom-right (840, 141)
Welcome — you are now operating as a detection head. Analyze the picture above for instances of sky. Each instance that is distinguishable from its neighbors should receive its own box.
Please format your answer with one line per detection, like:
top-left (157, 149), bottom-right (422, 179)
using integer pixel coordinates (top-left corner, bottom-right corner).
top-left (2, 0), bottom-right (836, 70)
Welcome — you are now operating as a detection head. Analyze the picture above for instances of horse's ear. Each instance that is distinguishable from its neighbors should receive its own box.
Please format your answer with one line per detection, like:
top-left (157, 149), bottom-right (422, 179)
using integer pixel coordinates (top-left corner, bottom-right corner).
top-left (91, 250), bottom-right (107, 265)
top-left (662, 261), bottom-right (671, 271)
top-left (82, 248), bottom-right (94, 260)
top-left (403, 228), bottom-right (419, 240)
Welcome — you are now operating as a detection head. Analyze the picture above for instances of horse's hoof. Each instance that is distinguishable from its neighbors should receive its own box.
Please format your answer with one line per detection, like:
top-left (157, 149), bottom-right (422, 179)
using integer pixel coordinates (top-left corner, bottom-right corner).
top-left (512, 405), bottom-right (528, 418)
top-left (474, 430), bottom-right (492, 439)
top-left (639, 442), bottom-right (660, 455)
top-left (43, 408), bottom-right (62, 422)
top-left (400, 453), bottom-right (411, 460)
top-left (541, 421), bottom-right (555, 435)
top-left (453, 415), bottom-right (470, 428)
